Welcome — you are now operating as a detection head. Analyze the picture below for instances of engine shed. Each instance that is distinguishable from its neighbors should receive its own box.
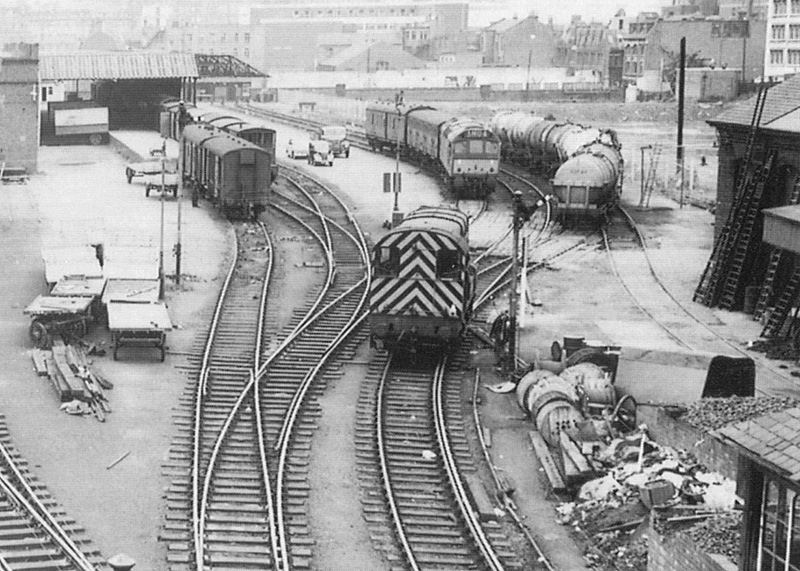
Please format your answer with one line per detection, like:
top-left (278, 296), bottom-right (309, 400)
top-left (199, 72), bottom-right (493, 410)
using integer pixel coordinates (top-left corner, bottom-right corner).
top-left (698, 75), bottom-right (800, 341)
top-left (39, 52), bottom-right (198, 135)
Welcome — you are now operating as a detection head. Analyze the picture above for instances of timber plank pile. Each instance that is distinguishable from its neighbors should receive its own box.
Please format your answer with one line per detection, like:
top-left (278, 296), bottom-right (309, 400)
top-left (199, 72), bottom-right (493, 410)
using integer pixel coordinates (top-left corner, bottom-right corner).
top-left (30, 340), bottom-right (112, 422)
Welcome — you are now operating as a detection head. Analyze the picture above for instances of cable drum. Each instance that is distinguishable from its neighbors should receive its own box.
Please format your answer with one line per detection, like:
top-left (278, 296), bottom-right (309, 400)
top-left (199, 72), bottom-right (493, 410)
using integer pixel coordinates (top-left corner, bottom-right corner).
top-left (560, 363), bottom-right (616, 407)
top-left (536, 401), bottom-right (585, 447)
top-left (515, 369), bottom-right (559, 409)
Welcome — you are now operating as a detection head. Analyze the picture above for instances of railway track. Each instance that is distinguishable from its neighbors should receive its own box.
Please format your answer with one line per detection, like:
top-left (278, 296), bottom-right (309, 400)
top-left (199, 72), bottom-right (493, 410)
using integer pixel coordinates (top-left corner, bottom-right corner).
top-left (163, 166), bottom-right (371, 569)
top-left (604, 205), bottom-right (800, 397)
top-left (0, 414), bottom-right (105, 571)
top-left (355, 347), bottom-right (526, 571)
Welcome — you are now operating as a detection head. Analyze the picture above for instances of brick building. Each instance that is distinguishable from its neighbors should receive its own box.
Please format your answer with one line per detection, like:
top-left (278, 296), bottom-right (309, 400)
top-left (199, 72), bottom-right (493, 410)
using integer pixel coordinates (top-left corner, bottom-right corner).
top-left (555, 17), bottom-right (618, 84)
top-left (0, 43), bottom-right (39, 174)
top-left (614, 11), bottom-right (660, 83)
top-left (644, 15), bottom-right (767, 84)
top-left (480, 14), bottom-right (558, 69)
top-left (700, 75), bottom-right (800, 320)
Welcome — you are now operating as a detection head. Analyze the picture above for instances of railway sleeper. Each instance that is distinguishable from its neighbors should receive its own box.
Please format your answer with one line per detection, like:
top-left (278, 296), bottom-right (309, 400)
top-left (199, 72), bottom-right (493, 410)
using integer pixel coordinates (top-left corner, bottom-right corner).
top-left (4, 558), bottom-right (73, 571)
top-left (205, 543), bottom-right (271, 555)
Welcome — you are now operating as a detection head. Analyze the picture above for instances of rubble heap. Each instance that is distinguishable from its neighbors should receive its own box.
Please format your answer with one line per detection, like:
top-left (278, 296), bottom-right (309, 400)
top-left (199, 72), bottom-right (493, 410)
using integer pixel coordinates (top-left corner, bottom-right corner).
top-left (678, 395), bottom-right (800, 431)
top-left (556, 430), bottom-right (740, 571)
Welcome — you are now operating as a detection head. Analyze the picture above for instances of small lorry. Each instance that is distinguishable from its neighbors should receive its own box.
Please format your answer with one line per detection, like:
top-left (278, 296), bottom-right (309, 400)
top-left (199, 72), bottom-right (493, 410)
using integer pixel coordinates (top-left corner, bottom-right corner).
top-left (314, 125), bottom-right (350, 158)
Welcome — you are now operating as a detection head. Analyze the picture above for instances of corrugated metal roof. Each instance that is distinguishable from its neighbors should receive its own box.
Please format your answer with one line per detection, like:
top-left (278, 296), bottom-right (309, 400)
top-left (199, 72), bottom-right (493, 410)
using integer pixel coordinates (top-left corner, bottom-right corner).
top-left (710, 75), bottom-right (800, 129)
top-left (40, 52), bottom-right (198, 81)
top-left (715, 406), bottom-right (800, 482)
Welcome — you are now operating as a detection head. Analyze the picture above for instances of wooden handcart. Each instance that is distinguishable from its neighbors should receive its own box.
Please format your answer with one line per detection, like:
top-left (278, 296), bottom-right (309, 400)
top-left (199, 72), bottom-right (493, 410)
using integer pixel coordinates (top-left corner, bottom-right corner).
top-left (24, 295), bottom-right (94, 349)
top-left (107, 302), bottom-right (172, 362)
top-left (125, 158), bottom-right (177, 184)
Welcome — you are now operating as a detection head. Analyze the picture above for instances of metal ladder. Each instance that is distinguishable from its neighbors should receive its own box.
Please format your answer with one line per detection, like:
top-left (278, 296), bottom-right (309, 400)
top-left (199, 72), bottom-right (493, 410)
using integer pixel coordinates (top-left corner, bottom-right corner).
top-left (642, 143), bottom-right (663, 208)
top-left (718, 152), bottom-right (775, 310)
top-left (753, 177), bottom-right (800, 320)
top-left (694, 83), bottom-right (769, 306)
top-left (762, 265), bottom-right (800, 338)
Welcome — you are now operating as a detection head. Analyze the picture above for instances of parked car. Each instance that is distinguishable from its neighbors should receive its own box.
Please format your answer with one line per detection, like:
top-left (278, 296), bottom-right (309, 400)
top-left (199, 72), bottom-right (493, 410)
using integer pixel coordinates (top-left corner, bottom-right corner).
top-left (314, 125), bottom-right (351, 158)
top-left (308, 140), bottom-right (334, 166)
top-left (286, 138), bottom-right (312, 159)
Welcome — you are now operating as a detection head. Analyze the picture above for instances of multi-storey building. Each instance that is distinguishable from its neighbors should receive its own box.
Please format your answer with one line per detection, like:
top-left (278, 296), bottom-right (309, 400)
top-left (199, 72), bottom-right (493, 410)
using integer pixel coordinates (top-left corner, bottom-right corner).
top-left (764, 0), bottom-right (800, 80)
top-left (614, 10), bottom-right (660, 83)
top-left (149, 1), bottom-right (468, 73)
top-left (480, 14), bottom-right (558, 69)
top-left (554, 16), bottom-right (618, 83)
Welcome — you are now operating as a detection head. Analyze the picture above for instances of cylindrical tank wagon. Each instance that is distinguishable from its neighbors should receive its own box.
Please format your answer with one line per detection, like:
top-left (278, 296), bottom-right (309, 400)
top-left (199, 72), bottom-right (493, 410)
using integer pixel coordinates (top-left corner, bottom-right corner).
top-left (489, 111), bottom-right (624, 222)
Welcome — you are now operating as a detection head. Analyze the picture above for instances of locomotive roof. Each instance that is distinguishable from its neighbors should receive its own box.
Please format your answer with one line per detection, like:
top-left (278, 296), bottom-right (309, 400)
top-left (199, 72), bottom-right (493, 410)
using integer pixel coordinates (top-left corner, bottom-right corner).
top-left (377, 206), bottom-right (469, 251)
top-left (442, 118), bottom-right (497, 143)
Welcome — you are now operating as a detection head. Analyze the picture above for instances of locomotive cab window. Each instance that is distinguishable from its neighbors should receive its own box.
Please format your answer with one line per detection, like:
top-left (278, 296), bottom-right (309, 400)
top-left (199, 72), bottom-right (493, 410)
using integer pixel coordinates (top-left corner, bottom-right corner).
top-left (437, 250), bottom-right (460, 279)
top-left (375, 247), bottom-right (400, 276)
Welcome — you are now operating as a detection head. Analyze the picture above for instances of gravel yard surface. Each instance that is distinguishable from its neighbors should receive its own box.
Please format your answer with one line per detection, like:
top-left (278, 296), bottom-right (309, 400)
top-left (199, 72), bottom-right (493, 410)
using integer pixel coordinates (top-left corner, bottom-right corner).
top-left (3, 94), bottom-right (799, 570)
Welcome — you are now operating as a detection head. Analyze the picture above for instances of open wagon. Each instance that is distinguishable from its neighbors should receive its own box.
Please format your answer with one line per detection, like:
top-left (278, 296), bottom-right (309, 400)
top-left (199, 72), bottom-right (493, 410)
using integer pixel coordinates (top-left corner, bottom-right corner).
top-left (24, 295), bottom-right (94, 349)
top-left (107, 302), bottom-right (172, 361)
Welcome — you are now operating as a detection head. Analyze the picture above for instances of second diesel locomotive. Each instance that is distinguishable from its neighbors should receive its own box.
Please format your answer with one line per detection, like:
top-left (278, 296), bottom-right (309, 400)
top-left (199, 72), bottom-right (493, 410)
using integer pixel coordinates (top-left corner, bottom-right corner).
top-left (369, 205), bottom-right (475, 353)
top-left (490, 111), bottom-right (623, 223)
top-left (366, 102), bottom-right (500, 198)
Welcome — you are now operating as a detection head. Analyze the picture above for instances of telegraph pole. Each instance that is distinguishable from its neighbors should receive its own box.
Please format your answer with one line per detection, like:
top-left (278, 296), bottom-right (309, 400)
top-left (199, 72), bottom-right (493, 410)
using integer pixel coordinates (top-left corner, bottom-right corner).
top-left (393, 90), bottom-right (404, 226)
top-left (175, 101), bottom-right (188, 284)
top-left (677, 37), bottom-right (686, 208)
top-left (158, 139), bottom-right (166, 300)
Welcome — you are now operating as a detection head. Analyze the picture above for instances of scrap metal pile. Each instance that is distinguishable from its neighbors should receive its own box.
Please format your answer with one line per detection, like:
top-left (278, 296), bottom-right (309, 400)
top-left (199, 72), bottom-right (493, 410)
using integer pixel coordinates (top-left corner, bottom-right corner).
top-left (516, 361), bottom-right (742, 570)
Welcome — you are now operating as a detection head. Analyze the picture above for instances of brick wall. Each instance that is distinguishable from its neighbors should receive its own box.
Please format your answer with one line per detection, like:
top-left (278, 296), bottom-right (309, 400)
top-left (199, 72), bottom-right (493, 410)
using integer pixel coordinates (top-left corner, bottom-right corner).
top-left (647, 526), bottom-right (737, 571)
top-left (0, 52), bottom-right (38, 173)
top-left (637, 405), bottom-right (739, 479)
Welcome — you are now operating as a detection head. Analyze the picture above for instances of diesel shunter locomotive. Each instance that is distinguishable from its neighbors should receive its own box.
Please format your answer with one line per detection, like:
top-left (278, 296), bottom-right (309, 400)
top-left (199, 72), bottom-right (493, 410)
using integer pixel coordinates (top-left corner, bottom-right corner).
top-left (369, 206), bottom-right (475, 353)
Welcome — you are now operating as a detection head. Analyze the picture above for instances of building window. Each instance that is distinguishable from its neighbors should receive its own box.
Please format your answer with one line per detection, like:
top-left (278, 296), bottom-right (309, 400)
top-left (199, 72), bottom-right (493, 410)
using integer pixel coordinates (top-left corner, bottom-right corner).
top-left (244, 33), bottom-right (250, 43)
top-left (789, 49), bottom-right (800, 64)
top-left (758, 478), bottom-right (800, 570)
top-left (773, 24), bottom-right (787, 39)
top-left (793, 0), bottom-right (800, 13)
top-left (775, 0), bottom-right (788, 15)
top-left (791, 25), bottom-right (800, 38)
top-left (244, 48), bottom-right (249, 57)
top-left (771, 49), bottom-right (785, 64)
top-left (234, 33), bottom-right (238, 42)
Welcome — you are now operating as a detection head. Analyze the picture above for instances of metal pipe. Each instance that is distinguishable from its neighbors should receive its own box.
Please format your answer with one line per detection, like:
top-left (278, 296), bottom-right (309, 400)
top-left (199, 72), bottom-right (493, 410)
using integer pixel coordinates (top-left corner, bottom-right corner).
top-left (509, 194), bottom-right (521, 377)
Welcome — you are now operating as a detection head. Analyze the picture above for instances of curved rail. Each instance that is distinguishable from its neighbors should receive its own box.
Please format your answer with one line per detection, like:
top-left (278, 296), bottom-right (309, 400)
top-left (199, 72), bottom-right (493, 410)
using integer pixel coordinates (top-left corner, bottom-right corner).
top-left (0, 438), bottom-right (97, 571)
top-left (608, 205), bottom-right (800, 395)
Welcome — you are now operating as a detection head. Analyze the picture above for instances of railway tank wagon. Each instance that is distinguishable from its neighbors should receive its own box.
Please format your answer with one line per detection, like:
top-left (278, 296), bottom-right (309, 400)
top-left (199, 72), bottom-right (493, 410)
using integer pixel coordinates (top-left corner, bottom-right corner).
top-left (182, 124), bottom-right (272, 219)
top-left (490, 111), bottom-right (624, 221)
top-left (551, 141), bottom-right (623, 223)
top-left (369, 206), bottom-right (475, 353)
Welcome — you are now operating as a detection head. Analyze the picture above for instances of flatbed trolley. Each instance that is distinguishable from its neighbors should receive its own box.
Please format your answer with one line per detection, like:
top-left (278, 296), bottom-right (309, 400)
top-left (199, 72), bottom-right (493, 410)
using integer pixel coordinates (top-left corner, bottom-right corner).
top-left (107, 302), bottom-right (172, 361)
top-left (24, 295), bottom-right (94, 349)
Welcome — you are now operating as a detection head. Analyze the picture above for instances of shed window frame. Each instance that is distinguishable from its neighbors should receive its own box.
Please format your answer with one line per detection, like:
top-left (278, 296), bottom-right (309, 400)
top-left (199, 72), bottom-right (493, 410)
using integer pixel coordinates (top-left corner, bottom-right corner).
top-left (375, 246), bottom-right (400, 276)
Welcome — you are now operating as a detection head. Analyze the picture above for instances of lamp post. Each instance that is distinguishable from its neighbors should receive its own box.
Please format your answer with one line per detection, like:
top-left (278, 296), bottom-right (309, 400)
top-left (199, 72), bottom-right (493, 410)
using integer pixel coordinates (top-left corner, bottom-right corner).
top-left (175, 101), bottom-right (189, 285)
top-left (393, 90), bottom-right (404, 225)
top-left (158, 139), bottom-right (166, 300)
top-left (526, 35), bottom-right (535, 98)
